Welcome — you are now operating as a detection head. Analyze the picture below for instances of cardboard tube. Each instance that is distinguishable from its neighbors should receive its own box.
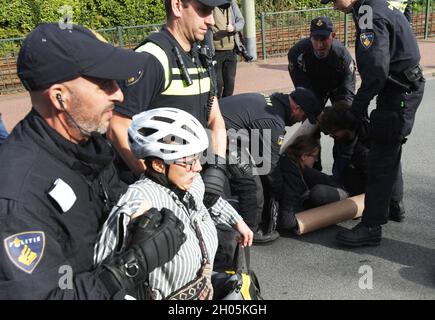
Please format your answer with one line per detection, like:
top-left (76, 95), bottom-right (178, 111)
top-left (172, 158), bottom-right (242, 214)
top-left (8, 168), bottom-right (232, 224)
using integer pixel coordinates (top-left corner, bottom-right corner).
top-left (295, 194), bottom-right (365, 235)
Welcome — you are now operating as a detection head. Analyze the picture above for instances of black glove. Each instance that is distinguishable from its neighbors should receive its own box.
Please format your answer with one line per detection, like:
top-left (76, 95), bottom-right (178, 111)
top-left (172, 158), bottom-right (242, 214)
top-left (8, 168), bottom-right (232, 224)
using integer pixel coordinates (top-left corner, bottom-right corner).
top-left (226, 129), bottom-right (253, 179)
top-left (99, 208), bottom-right (186, 297)
top-left (226, 149), bottom-right (253, 179)
top-left (202, 155), bottom-right (227, 209)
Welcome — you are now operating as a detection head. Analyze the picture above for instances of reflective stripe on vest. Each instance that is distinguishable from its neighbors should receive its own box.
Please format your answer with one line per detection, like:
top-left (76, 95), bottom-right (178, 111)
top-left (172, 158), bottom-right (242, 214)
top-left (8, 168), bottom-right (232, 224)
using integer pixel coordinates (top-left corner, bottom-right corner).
top-left (163, 68), bottom-right (211, 96)
top-left (136, 42), bottom-right (171, 89)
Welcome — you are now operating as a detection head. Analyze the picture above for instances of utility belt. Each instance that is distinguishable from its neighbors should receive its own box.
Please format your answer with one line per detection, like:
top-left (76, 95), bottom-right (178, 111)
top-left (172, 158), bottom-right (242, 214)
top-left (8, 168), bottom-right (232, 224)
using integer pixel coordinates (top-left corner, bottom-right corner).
top-left (387, 64), bottom-right (424, 93)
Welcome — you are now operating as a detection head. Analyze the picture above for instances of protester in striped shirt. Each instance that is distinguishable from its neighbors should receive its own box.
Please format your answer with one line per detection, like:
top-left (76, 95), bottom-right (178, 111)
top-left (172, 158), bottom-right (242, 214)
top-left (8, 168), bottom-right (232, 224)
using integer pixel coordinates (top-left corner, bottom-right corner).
top-left (95, 108), bottom-right (253, 299)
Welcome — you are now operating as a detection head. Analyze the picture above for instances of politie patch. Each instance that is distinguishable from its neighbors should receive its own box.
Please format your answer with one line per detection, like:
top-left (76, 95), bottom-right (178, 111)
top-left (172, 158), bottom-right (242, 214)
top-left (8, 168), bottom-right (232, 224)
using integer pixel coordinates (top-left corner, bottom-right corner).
top-left (125, 69), bottom-right (144, 87)
top-left (360, 32), bottom-right (374, 49)
top-left (278, 135), bottom-right (285, 146)
top-left (3, 231), bottom-right (45, 274)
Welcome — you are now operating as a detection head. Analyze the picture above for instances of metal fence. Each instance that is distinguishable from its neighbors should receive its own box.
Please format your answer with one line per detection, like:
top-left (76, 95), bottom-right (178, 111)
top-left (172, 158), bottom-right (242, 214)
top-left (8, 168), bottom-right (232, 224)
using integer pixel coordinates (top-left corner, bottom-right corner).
top-left (1, 1), bottom-right (435, 94)
top-left (260, 0), bottom-right (435, 59)
top-left (0, 23), bottom-right (163, 95)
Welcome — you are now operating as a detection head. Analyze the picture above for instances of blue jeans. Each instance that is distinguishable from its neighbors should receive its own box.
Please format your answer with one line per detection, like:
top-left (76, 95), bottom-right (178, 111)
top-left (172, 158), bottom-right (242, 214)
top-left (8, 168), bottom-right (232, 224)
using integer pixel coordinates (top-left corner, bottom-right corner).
top-left (0, 116), bottom-right (8, 145)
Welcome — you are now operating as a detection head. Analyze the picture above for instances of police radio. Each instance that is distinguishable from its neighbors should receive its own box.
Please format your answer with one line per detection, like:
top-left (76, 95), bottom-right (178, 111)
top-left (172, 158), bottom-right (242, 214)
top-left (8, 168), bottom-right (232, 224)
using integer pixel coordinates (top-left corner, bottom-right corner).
top-left (173, 46), bottom-right (193, 87)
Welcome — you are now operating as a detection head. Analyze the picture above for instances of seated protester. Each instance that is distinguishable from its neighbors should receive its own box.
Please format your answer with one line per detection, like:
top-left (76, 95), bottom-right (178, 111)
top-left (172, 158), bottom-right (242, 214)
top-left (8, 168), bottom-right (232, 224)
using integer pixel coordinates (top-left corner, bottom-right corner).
top-left (95, 108), bottom-right (253, 300)
top-left (277, 135), bottom-right (348, 231)
top-left (219, 88), bottom-right (322, 244)
top-left (319, 102), bottom-right (405, 222)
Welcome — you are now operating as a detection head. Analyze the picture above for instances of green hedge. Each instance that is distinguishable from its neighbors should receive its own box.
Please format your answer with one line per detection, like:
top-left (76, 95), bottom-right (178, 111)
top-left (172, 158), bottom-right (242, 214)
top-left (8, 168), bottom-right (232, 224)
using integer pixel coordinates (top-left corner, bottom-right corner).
top-left (0, 0), bottom-right (324, 39)
top-left (0, 0), bottom-right (166, 39)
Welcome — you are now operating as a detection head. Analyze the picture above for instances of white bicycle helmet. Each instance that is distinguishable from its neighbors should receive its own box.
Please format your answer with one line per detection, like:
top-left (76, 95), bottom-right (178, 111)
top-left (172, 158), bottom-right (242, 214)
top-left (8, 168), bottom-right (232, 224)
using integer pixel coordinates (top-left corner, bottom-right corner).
top-left (128, 107), bottom-right (209, 161)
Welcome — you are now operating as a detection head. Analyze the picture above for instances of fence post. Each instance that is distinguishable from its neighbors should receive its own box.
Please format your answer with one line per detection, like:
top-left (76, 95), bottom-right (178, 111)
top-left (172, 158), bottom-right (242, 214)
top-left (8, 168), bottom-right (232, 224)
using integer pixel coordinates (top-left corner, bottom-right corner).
top-left (261, 12), bottom-right (266, 60)
top-left (424, 0), bottom-right (431, 39)
top-left (344, 12), bottom-right (349, 47)
top-left (117, 26), bottom-right (124, 48)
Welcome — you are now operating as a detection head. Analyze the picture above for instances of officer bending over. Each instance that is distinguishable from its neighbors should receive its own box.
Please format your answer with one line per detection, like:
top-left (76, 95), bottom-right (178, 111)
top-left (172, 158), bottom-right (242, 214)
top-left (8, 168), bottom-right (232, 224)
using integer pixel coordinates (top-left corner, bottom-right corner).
top-left (288, 16), bottom-right (355, 107)
top-left (219, 88), bottom-right (321, 243)
top-left (321, 0), bottom-right (425, 247)
top-left (0, 24), bottom-right (185, 299)
top-left (287, 16), bottom-right (356, 171)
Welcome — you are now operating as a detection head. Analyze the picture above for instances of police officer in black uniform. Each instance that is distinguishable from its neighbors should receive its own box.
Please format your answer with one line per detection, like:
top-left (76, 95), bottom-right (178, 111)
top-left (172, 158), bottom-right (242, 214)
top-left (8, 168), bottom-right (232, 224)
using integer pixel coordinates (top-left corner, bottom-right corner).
top-left (0, 24), bottom-right (185, 299)
top-left (219, 88), bottom-right (321, 243)
top-left (288, 16), bottom-right (356, 107)
top-left (108, 0), bottom-right (231, 210)
top-left (321, 0), bottom-right (425, 246)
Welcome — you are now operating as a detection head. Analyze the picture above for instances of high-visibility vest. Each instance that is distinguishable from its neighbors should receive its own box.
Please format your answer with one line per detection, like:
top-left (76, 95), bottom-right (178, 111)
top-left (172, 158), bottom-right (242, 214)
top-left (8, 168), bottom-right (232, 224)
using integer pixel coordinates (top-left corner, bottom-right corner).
top-left (135, 28), bottom-right (212, 127)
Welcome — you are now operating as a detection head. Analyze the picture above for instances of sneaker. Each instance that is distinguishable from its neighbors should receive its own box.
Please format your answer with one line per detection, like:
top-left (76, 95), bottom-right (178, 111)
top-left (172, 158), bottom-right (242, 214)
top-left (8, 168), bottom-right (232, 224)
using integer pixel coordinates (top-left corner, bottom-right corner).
top-left (253, 229), bottom-right (280, 244)
top-left (389, 200), bottom-right (405, 222)
top-left (336, 222), bottom-right (382, 247)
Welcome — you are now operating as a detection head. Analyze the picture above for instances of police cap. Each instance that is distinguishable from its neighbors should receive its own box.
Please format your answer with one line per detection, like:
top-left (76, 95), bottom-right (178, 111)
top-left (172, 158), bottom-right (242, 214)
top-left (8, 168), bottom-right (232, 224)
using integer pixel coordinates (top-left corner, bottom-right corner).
top-left (290, 87), bottom-right (322, 124)
top-left (17, 23), bottom-right (145, 91)
top-left (310, 16), bottom-right (334, 37)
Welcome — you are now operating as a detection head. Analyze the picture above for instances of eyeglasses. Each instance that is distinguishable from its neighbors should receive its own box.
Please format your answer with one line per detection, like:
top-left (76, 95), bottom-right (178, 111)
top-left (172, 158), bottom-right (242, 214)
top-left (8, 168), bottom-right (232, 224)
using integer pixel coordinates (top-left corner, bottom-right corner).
top-left (173, 155), bottom-right (201, 172)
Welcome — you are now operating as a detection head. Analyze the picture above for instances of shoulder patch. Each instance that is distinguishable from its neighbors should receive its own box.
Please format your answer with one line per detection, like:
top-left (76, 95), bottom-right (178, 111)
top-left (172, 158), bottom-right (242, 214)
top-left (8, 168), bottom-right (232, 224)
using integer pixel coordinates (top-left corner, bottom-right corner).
top-left (277, 135), bottom-right (285, 146)
top-left (3, 231), bottom-right (45, 274)
top-left (360, 32), bottom-right (375, 50)
top-left (125, 69), bottom-right (144, 87)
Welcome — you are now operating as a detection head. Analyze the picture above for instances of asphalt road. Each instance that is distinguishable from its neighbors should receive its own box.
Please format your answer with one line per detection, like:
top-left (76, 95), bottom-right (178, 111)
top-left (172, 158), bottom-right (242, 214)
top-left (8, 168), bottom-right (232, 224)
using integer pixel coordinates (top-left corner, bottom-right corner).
top-left (250, 78), bottom-right (435, 300)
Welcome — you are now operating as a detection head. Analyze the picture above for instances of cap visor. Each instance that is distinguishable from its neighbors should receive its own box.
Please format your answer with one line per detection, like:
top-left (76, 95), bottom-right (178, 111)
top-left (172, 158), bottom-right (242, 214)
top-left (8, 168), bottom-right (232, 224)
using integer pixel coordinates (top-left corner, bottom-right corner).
top-left (311, 30), bottom-right (332, 38)
top-left (198, 0), bottom-right (229, 7)
top-left (84, 46), bottom-right (145, 81)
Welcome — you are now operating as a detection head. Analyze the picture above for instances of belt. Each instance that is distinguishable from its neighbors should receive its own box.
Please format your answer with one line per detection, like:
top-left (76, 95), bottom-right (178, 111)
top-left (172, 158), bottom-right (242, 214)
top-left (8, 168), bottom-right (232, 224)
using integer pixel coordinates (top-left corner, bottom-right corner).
top-left (388, 64), bottom-right (423, 93)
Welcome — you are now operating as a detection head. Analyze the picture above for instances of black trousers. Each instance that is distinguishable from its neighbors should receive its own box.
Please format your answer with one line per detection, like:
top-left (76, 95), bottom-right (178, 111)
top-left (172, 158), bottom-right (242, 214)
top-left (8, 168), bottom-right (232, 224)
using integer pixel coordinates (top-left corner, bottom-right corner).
top-left (214, 50), bottom-right (238, 98)
top-left (362, 80), bottom-right (425, 227)
top-left (229, 174), bottom-right (263, 230)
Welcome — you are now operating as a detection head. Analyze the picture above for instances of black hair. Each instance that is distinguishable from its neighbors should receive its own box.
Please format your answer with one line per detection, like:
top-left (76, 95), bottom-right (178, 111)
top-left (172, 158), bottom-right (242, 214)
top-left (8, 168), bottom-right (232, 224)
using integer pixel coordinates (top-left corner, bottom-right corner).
top-left (144, 156), bottom-right (171, 187)
top-left (318, 100), bottom-right (359, 134)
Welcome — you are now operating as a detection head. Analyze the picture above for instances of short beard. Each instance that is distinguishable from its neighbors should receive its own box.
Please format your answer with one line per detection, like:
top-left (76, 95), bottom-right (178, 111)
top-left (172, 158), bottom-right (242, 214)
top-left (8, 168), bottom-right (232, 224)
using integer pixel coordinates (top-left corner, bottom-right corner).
top-left (65, 91), bottom-right (107, 135)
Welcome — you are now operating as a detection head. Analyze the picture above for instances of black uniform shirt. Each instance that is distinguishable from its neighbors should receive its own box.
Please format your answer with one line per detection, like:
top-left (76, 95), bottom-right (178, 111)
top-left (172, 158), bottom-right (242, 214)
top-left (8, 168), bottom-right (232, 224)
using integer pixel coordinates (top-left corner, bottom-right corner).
top-left (288, 38), bottom-right (356, 106)
top-left (220, 92), bottom-right (293, 175)
top-left (351, 0), bottom-right (420, 115)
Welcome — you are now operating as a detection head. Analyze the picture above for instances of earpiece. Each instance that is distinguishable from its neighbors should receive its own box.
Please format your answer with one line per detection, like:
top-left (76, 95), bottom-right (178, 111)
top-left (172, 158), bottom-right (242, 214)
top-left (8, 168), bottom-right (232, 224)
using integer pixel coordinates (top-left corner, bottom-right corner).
top-left (56, 94), bottom-right (63, 103)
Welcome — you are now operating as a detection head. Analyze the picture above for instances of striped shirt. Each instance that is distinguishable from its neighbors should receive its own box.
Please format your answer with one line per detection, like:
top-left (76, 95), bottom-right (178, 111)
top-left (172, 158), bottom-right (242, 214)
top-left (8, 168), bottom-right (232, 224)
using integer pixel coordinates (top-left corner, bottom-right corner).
top-left (94, 174), bottom-right (242, 299)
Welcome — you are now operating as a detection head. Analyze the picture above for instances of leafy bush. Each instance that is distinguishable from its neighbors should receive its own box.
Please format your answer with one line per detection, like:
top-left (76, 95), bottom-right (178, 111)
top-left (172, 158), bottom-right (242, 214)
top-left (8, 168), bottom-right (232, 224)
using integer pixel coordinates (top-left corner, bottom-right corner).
top-left (0, 0), bottom-right (166, 38)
